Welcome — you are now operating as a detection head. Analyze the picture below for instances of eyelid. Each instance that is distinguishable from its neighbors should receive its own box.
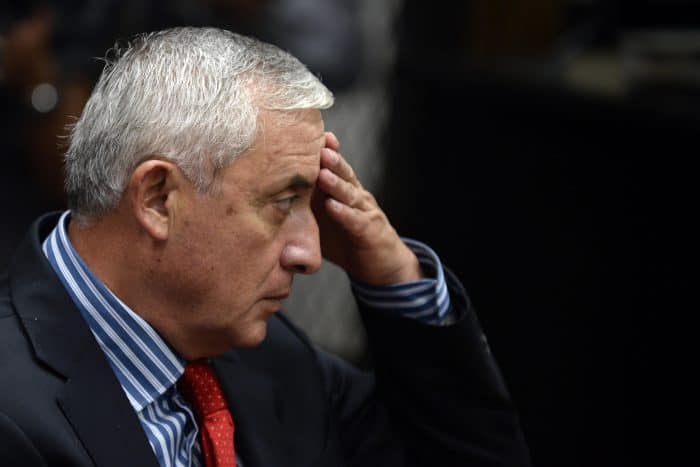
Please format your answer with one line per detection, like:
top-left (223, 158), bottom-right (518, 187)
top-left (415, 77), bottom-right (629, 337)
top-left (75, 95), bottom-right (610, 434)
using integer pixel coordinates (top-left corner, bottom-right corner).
top-left (274, 194), bottom-right (300, 212)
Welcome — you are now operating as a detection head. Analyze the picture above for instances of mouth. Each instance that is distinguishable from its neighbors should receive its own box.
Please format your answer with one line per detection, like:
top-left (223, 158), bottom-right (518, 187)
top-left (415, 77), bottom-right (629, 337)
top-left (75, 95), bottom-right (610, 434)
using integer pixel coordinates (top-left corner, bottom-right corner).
top-left (266, 283), bottom-right (291, 300)
top-left (261, 297), bottom-right (286, 314)
top-left (267, 291), bottom-right (290, 301)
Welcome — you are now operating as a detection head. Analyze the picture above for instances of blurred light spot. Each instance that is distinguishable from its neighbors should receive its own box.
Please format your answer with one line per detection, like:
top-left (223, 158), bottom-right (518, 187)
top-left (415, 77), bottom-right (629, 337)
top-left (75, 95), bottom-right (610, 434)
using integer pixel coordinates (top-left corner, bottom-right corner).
top-left (31, 83), bottom-right (58, 113)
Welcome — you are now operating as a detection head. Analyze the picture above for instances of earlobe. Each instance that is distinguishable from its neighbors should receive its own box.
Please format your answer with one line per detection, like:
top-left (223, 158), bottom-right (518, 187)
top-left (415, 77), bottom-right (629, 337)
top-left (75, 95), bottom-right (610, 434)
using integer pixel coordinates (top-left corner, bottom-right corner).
top-left (128, 160), bottom-right (179, 242)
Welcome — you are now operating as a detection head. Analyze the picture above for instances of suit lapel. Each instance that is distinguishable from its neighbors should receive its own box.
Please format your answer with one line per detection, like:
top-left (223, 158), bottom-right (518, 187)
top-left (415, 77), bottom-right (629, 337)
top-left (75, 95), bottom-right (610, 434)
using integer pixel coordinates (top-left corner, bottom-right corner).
top-left (10, 213), bottom-right (158, 467)
top-left (212, 352), bottom-right (290, 467)
top-left (57, 346), bottom-right (160, 467)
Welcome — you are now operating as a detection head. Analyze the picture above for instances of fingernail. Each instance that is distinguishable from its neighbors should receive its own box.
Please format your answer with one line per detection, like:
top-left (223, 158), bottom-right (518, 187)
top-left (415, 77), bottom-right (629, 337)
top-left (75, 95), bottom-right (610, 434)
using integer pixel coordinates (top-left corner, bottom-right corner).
top-left (324, 148), bottom-right (338, 164)
top-left (325, 169), bottom-right (337, 184)
top-left (327, 131), bottom-right (339, 145)
top-left (329, 198), bottom-right (342, 210)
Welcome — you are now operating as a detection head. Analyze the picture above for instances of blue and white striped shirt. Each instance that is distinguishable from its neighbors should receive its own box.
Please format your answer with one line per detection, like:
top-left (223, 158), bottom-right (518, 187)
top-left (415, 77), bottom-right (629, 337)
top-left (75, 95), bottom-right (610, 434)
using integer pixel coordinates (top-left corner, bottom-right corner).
top-left (351, 238), bottom-right (453, 325)
top-left (43, 211), bottom-right (454, 467)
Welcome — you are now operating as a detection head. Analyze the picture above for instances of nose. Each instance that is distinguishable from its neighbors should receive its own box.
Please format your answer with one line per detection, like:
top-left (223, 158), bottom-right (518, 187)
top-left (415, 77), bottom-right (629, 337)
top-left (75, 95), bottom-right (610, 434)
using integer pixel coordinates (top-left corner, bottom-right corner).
top-left (280, 210), bottom-right (322, 275)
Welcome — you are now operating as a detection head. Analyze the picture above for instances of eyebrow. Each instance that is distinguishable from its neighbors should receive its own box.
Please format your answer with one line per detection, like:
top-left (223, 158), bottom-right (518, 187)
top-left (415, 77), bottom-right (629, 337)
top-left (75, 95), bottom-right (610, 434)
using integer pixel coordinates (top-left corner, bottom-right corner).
top-left (284, 174), bottom-right (314, 190)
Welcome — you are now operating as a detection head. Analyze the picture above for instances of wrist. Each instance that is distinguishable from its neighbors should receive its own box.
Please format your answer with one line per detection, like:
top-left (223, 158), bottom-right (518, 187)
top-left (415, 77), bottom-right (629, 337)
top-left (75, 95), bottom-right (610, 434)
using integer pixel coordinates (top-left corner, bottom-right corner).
top-left (387, 244), bottom-right (424, 283)
top-left (353, 242), bottom-right (423, 286)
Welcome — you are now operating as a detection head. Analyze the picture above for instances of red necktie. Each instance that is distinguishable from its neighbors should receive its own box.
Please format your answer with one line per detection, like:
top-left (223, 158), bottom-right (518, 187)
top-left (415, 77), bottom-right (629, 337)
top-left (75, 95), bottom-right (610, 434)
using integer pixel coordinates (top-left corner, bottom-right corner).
top-left (179, 360), bottom-right (236, 467)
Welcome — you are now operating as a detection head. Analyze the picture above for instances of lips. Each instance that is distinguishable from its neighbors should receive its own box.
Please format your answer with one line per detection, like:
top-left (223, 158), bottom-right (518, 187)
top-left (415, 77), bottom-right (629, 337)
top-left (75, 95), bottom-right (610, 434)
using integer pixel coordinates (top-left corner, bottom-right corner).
top-left (262, 294), bottom-right (287, 314)
top-left (266, 290), bottom-right (290, 300)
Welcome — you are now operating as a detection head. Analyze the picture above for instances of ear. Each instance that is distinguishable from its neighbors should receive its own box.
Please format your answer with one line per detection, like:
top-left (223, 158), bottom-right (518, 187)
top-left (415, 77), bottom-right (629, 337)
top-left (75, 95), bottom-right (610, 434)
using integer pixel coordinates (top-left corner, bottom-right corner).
top-left (127, 159), bottom-right (184, 241)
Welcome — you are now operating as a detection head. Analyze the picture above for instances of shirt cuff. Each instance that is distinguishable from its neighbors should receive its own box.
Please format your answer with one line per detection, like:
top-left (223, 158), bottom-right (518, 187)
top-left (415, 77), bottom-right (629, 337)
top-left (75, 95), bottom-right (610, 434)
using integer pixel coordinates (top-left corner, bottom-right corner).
top-left (350, 238), bottom-right (456, 325)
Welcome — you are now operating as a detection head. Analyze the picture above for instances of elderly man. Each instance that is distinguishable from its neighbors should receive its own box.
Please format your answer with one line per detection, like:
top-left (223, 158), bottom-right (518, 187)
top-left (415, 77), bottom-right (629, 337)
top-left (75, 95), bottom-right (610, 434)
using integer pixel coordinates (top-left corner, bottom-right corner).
top-left (0, 28), bottom-right (529, 466)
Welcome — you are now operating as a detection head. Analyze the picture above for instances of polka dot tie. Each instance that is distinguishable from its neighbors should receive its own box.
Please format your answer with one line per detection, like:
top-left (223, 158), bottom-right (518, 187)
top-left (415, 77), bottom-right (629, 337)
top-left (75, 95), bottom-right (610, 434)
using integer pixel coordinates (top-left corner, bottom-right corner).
top-left (179, 360), bottom-right (236, 467)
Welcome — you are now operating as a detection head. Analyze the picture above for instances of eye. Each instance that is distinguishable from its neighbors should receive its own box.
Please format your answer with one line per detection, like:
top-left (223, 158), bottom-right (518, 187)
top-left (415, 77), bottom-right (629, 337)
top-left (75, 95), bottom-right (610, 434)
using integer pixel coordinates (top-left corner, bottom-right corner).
top-left (274, 194), bottom-right (300, 213)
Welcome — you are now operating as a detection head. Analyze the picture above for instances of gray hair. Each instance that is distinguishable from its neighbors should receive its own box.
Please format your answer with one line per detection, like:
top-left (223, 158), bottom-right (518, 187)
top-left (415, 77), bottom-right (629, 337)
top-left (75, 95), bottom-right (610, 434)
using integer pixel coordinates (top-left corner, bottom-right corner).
top-left (64, 27), bottom-right (334, 222)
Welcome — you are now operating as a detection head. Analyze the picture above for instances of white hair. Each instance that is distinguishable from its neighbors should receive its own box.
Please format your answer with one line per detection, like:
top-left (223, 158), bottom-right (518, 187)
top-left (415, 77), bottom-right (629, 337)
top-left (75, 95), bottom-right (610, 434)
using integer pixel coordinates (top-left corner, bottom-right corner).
top-left (64, 27), bottom-right (334, 222)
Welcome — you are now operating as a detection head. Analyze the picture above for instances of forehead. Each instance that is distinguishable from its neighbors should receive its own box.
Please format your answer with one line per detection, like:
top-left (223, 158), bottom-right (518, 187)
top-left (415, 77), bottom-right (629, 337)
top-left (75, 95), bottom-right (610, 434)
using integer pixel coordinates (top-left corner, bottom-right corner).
top-left (256, 109), bottom-right (325, 151)
top-left (234, 109), bottom-right (325, 186)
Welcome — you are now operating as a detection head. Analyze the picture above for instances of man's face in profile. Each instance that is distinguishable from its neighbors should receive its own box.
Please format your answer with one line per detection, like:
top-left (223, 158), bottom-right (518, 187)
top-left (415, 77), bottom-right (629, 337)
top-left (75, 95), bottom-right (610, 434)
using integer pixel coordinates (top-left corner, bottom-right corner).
top-left (160, 109), bottom-right (326, 352)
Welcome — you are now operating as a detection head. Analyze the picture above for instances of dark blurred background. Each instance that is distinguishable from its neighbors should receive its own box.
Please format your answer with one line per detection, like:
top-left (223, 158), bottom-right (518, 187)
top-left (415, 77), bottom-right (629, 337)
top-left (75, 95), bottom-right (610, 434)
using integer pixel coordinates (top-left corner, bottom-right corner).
top-left (2, 1), bottom-right (697, 466)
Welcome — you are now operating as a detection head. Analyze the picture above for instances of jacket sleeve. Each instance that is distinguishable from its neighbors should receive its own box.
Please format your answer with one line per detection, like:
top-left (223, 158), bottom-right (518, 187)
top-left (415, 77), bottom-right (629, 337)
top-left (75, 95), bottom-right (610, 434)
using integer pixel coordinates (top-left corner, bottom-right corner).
top-left (317, 270), bottom-right (531, 467)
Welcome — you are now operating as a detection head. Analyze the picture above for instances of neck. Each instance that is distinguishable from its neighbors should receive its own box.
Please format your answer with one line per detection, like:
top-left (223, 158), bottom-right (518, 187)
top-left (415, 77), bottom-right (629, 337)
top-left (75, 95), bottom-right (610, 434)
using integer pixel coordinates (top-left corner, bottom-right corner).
top-left (67, 211), bottom-right (169, 343)
top-left (67, 211), bottom-right (224, 361)
top-left (68, 212), bottom-right (134, 294)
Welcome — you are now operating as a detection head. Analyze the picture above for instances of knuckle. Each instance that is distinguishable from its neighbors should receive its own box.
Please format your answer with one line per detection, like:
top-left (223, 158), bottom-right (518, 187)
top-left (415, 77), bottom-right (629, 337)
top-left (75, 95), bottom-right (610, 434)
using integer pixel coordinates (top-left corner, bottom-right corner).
top-left (350, 216), bottom-right (368, 235)
top-left (361, 191), bottom-right (375, 205)
top-left (368, 209), bottom-right (384, 224)
top-left (347, 190), bottom-right (357, 207)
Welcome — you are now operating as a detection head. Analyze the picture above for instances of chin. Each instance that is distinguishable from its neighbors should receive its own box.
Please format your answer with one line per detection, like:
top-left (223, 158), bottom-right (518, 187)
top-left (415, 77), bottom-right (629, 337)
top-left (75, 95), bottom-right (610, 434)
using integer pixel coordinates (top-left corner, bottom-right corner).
top-left (184, 320), bottom-right (270, 360)
top-left (231, 321), bottom-right (269, 348)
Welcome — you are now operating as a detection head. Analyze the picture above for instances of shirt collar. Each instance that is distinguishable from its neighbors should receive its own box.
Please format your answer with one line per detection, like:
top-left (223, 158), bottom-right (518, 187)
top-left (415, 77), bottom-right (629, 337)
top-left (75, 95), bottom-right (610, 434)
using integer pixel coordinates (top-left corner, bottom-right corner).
top-left (42, 211), bottom-right (186, 411)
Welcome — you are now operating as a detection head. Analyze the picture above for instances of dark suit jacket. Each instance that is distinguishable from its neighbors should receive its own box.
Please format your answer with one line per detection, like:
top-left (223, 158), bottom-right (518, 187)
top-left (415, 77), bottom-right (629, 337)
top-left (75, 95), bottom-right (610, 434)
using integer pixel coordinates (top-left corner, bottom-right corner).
top-left (0, 213), bottom-right (530, 466)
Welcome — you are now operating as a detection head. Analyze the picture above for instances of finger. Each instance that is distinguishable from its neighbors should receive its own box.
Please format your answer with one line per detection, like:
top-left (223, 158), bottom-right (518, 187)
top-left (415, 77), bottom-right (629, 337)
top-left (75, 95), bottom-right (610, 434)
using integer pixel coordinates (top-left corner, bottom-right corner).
top-left (317, 168), bottom-right (364, 209)
top-left (320, 147), bottom-right (359, 186)
top-left (325, 132), bottom-right (340, 151)
top-left (325, 198), bottom-right (365, 235)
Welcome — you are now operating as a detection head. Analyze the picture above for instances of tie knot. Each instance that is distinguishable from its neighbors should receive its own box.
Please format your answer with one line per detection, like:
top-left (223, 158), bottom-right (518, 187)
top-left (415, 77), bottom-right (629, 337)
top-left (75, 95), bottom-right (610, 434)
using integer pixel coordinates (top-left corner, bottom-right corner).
top-left (179, 360), bottom-right (228, 419)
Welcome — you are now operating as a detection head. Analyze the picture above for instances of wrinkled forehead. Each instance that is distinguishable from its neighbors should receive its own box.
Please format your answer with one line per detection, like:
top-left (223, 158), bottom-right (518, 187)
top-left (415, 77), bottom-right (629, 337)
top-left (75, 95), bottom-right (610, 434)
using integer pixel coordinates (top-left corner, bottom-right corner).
top-left (251, 109), bottom-right (325, 154)
top-left (257, 108), bottom-right (324, 133)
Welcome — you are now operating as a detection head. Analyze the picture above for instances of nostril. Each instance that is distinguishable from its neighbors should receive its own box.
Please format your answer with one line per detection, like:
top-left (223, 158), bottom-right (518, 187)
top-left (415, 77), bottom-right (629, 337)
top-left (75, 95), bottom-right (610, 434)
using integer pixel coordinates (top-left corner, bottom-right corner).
top-left (293, 264), bottom-right (307, 274)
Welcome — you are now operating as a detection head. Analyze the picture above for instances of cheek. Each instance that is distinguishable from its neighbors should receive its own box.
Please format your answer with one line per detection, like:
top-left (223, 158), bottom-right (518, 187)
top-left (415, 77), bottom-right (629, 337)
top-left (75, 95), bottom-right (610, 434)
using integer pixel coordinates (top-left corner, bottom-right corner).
top-left (208, 220), bottom-right (284, 282)
top-left (159, 217), bottom-right (227, 294)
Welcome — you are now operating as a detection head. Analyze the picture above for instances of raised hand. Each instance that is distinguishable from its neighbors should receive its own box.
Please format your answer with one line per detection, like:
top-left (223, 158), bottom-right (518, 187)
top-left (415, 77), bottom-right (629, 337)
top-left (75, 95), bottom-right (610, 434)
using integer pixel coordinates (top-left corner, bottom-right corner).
top-left (312, 132), bottom-right (423, 285)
